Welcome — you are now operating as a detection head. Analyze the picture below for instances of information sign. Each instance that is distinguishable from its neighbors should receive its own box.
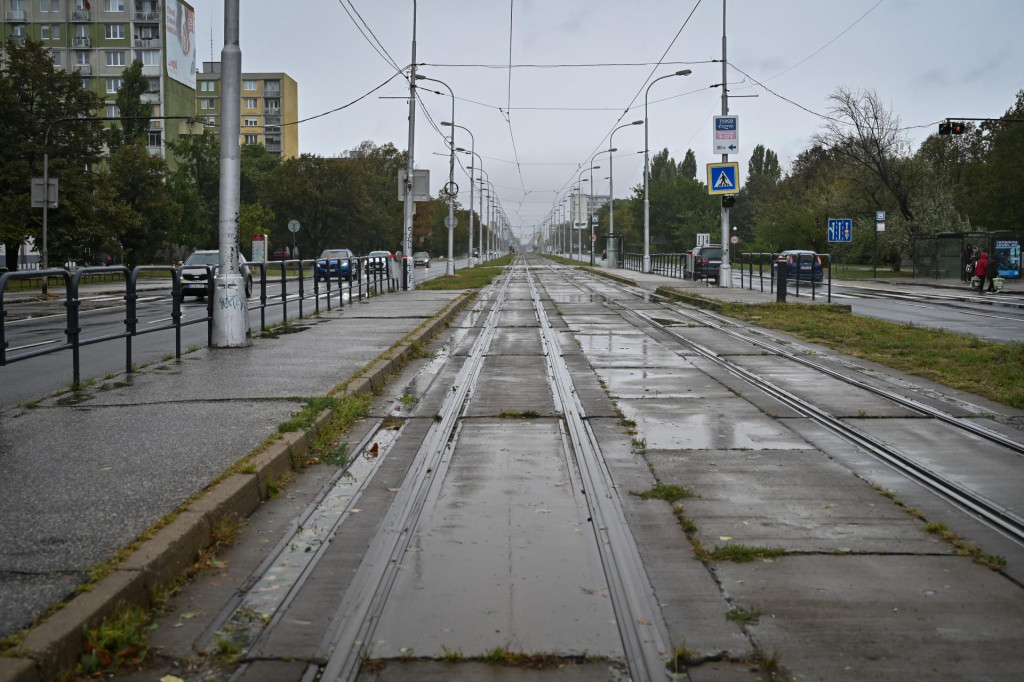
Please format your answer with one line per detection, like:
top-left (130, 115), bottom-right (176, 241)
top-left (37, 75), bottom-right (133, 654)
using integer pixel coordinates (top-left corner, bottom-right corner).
top-left (713, 115), bottom-right (739, 155)
top-left (706, 163), bottom-right (740, 196)
top-left (827, 218), bottom-right (853, 243)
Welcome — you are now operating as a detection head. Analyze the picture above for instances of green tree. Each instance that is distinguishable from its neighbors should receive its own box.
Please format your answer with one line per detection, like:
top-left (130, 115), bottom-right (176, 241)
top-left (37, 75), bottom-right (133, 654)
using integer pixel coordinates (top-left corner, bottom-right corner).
top-left (240, 143), bottom-right (281, 205)
top-left (679, 149), bottom-right (697, 180)
top-left (962, 90), bottom-right (1024, 231)
top-left (108, 60), bottom-right (152, 151)
top-left (0, 38), bottom-right (105, 270)
top-left (98, 141), bottom-right (179, 267)
top-left (166, 127), bottom-right (220, 253)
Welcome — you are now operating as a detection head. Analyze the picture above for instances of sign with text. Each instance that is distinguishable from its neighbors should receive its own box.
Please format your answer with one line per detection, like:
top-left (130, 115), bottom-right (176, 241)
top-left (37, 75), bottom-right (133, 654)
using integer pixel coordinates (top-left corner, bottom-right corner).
top-left (713, 115), bottom-right (739, 155)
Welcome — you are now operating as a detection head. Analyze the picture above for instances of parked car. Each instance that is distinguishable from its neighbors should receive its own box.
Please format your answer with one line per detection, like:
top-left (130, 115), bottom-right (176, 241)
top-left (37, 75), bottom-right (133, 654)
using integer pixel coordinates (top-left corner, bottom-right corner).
top-left (366, 250), bottom-right (392, 275)
top-left (691, 244), bottom-right (722, 282)
top-left (777, 250), bottom-right (824, 282)
top-left (271, 249), bottom-right (291, 261)
top-left (413, 251), bottom-right (431, 268)
top-left (180, 250), bottom-right (253, 299)
top-left (316, 248), bottom-right (358, 282)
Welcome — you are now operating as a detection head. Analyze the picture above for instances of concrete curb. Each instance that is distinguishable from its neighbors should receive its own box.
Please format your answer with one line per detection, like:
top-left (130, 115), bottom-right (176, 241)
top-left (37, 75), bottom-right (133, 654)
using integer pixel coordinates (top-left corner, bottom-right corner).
top-left (655, 286), bottom-right (726, 311)
top-left (581, 267), bottom-right (638, 288)
top-left (0, 291), bottom-right (474, 682)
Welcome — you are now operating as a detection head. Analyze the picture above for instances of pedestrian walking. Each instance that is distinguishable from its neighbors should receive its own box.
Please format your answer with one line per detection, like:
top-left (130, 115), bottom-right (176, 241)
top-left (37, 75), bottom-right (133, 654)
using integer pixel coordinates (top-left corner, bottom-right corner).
top-left (962, 243), bottom-right (974, 282)
top-left (974, 252), bottom-right (996, 293)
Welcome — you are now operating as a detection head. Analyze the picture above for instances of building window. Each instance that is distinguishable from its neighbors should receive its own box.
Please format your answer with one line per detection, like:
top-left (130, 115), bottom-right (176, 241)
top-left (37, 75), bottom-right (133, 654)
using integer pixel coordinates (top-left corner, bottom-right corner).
top-left (50, 49), bottom-right (62, 66)
top-left (106, 104), bottom-right (121, 118)
top-left (244, 134), bottom-right (258, 145)
top-left (243, 98), bottom-right (257, 109)
top-left (75, 24), bottom-right (88, 38)
top-left (76, 50), bottom-right (90, 64)
top-left (80, 78), bottom-right (91, 89)
top-left (41, 25), bottom-right (50, 39)
top-left (264, 98), bottom-right (280, 113)
top-left (264, 80), bottom-right (280, 93)
top-left (11, 25), bottom-right (25, 37)
top-left (147, 77), bottom-right (159, 93)
top-left (134, 49), bottom-right (160, 66)
top-left (105, 24), bottom-right (124, 40)
top-left (200, 98), bottom-right (215, 110)
top-left (105, 78), bottom-right (123, 93)
top-left (147, 130), bottom-right (161, 147)
top-left (106, 51), bottom-right (125, 67)
top-left (104, 0), bottom-right (124, 11)
top-left (243, 117), bottom-right (258, 127)
top-left (243, 80), bottom-right (257, 91)
top-left (137, 25), bottom-right (158, 40)
top-left (200, 80), bottom-right (215, 92)
top-left (40, 0), bottom-right (60, 11)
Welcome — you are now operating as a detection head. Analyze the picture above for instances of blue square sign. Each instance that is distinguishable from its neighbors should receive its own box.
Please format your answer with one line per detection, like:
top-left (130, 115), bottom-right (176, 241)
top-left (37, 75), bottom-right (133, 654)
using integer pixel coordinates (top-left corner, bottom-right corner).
top-left (706, 162), bottom-right (739, 195)
top-left (828, 218), bottom-right (853, 243)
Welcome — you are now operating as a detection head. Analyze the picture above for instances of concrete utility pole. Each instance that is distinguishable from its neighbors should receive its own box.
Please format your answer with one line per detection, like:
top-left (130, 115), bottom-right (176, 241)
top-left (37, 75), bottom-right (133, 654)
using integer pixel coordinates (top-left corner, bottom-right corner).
top-left (212, 0), bottom-right (250, 347)
top-left (718, 0), bottom-right (733, 288)
top-left (402, 0), bottom-right (418, 290)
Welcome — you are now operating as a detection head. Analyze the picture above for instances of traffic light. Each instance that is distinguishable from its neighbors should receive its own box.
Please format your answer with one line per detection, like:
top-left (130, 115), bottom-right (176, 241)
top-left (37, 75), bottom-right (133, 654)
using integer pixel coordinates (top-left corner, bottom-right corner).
top-left (722, 195), bottom-right (736, 208)
top-left (938, 122), bottom-right (952, 135)
top-left (950, 121), bottom-right (966, 135)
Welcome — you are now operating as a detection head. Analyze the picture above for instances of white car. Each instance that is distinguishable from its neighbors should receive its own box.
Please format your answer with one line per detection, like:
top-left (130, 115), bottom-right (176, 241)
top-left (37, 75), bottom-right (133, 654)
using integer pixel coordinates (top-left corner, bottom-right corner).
top-left (180, 250), bottom-right (253, 299)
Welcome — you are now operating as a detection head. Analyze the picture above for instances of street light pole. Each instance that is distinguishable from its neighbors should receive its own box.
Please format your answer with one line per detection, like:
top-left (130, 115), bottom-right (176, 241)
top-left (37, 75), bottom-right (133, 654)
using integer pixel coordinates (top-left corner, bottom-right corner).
top-left (589, 164), bottom-right (600, 265)
top-left (455, 142), bottom-right (479, 266)
top-left (417, 75), bottom-right (456, 275)
top-left (609, 120), bottom-right (642, 268)
top-left (644, 69), bottom-right (691, 273)
top-left (402, 0), bottom-right (418, 290)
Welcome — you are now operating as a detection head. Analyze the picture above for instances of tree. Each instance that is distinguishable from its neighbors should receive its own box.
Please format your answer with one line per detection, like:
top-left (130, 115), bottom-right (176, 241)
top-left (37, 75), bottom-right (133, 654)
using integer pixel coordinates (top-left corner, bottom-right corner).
top-left (962, 90), bottom-right (1024, 231)
top-left (814, 87), bottom-right (920, 233)
top-left (679, 149), bottom-right (697, 180)
top-left (108, 60), bottom-right (152, 151)
top-left (98, 141), bottom-right (179, 267)
top-left (0, 38), bottom-right (105, 270)
top-left (166, 128), bottom-right (220, 252)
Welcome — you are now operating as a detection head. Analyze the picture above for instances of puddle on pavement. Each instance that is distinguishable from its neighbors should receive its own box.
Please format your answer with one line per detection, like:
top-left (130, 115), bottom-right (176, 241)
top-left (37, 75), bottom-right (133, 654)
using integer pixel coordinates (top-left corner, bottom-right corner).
top-left (99, 381), bottom-right (131, 391)
top-left (55, 393), bottom-right (92, 406)
top-left (211, 420), bottom-right (405, 653)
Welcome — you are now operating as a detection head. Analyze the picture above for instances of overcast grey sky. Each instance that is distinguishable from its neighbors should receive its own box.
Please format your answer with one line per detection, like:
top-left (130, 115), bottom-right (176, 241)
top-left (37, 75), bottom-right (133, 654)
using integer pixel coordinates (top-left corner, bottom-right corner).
top-left (188, 0), bottom-right (1023, 240)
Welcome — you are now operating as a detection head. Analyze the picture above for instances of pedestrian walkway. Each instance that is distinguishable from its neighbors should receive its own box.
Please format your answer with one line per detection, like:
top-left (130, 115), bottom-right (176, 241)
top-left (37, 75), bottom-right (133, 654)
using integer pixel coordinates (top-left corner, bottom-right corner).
top-left (0, 287), bottom-right (467, 681)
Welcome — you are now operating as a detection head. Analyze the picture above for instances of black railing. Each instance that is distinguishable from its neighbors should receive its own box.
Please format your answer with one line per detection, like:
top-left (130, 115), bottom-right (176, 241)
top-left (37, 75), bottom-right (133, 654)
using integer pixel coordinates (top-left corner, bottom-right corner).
top-left (0, 257), bottom-right (403, 390)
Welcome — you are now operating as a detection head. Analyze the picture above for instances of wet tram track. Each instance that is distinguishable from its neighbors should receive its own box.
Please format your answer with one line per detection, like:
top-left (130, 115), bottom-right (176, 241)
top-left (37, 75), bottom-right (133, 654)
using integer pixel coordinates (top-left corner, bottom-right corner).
top-left (533, 258), bottom-right (1024, 553)
top-left (185, 260), bottom-right (679, 681)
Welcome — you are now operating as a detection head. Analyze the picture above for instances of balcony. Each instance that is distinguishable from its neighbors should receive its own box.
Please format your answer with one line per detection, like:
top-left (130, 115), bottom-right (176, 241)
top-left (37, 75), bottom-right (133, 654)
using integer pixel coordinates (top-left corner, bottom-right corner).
top-left (134, 38), bottom-right (161, 48)
top-left (141, 64), bottom-right (161, 76)
top-left (134, 11), bottom-right (160, 21)
top-left (73, 63), bottom-right (92, 75)
top-left (6, 10), bottom-right (26, 21)
top-left (72, 36), bottom-right (91, 47)
top-left (141, 92), bottom-right (160, 104)
top-left (9, 35), bottom-right (27, 46)
top-left (72, 9), bottom-right (90, 20)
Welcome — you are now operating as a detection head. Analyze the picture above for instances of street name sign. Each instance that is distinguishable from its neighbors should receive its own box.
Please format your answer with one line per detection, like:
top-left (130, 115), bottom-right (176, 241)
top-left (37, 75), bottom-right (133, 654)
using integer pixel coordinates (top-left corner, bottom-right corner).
top-left (713, 115), bottom-right (739, 155)
top-left (706, 162), bottom-right (739, 195)
top-left (828, 218), bottom-right (853, 243)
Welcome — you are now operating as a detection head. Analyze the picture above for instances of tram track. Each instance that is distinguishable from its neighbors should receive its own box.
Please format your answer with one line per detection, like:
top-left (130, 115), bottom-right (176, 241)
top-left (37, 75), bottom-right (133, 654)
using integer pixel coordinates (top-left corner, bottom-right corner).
top-left (534, 257), bottom-right (1024, 550)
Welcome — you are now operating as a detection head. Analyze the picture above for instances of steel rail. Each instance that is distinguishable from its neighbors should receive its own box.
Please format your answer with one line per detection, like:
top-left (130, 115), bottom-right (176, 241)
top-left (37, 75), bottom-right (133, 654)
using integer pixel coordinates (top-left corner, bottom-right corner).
top-left (525, 263), bottom-right (672, 681)
top-left (533, 257), bottom-right (1024, 547)
top-left (315, 265), bottom-right (516, 681)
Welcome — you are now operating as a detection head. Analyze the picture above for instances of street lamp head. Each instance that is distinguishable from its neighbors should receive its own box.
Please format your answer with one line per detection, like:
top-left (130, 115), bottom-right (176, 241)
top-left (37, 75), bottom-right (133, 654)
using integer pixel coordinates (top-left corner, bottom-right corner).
top-left (607, 148), bottom-right (618, 153)
top-left (674, 69), bottom-right (692, 76)
top-left (455, 147), bottom-right (467, 152)
top-left (441, 121), bottom-right (453, 126)
top-left (631, 120), bottom-right (643, 125)
top-left (414, 74), bottom-right (426, 80)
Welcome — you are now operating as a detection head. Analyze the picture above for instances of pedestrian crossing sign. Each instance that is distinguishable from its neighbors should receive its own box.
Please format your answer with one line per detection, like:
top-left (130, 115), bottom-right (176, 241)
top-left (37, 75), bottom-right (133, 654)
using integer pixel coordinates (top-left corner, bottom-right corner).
top-left (706, 162), bottom-right (740, 195)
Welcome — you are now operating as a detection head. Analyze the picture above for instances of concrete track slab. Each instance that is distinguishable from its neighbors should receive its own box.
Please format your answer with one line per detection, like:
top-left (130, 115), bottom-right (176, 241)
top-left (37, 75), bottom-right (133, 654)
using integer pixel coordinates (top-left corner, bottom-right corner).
top-left (647, 449), bottom-right (945, 554)
top-left (373, 419), bottom-right (622, 659)
top-left (619, 397), bottom-right (813, 451)
top-left (561, 354), bottom-right (619, 418)
top-left (728, 356), bottom-right (922, 418)
top-left (850, 417), bottom-right (1024, 513)
top-left (486, 328), bottom-right (543, 356)
top-left (719, 555), bottom-right (1024, 681)
top-left (655, 325), bottom-right (768, 356)
top-left (575, 334), bottom-right (684, 368)
top-left (465, 356), bottom-right (557, 417)
top-left (596, 366), bottom-right (734, 400)
top-left (360, 660), bottom-right (630, 681)
top-left (496, 308), bottom-right (538, 327)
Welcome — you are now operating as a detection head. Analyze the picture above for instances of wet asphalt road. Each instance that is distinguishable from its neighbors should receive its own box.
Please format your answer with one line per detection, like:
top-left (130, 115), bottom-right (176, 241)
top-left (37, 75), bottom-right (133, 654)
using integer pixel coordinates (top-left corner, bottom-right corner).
top-left (117, 256), bottom-right (1024, 682)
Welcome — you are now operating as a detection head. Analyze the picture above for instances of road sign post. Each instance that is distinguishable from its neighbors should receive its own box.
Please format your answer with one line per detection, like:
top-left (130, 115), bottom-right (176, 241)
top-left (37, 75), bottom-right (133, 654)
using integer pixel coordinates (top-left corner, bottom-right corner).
top-left (827, 218), bottom-right (853, 243)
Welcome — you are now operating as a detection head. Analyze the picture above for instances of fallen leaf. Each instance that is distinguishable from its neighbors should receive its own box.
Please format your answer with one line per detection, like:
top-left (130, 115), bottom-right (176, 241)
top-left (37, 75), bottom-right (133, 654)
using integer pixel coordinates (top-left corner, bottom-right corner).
top-left (160, 676), bottom-right (186, 682)
top-left (719, 536), bottom-right (732, 541)
top-left (367, 443), bottom-right (380, 456)
top-left (535, 508), bottom-right (551, 514)
top-left (387, 487), bottom-right (400, 493)
top-left (350, 508), bottom-right (362, 514)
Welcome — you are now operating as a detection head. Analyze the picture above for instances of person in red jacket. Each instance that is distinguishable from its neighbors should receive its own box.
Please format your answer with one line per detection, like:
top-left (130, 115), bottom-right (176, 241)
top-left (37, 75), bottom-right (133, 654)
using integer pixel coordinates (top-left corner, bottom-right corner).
top-left (974, 252), bottom-right (997, 293)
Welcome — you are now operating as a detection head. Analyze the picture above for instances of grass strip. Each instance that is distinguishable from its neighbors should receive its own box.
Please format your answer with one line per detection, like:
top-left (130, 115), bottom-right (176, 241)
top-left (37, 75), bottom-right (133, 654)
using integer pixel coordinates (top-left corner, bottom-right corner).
top-left (416, 264), bottom-right (507, 290)
top-left (717, 302), bottom-right (1024, 408)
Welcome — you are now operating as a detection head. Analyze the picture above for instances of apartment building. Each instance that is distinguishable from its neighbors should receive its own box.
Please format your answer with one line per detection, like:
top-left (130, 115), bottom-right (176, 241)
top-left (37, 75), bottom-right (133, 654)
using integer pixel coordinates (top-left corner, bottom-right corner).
top-left (2, 0), bottom-right (197, 159)
top-left (196, 61), bottom-right (299, 159)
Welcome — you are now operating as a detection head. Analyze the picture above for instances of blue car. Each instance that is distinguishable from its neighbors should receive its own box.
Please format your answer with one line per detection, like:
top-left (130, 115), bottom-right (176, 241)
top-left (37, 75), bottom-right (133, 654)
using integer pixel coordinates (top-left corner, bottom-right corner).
top-left (316, 248), bottom-right (359, 282)
top-left (777, 250), bottom-right (824, 282)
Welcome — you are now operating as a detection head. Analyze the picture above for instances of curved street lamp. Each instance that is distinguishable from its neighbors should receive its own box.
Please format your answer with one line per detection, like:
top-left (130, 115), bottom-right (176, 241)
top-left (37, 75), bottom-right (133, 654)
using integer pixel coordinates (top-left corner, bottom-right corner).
top-left (417, 75), bottom-right (457, 275)
top-left (609, 120), bottom-right (643, 267)
top-left (644, 70), bottom-right (691, 273)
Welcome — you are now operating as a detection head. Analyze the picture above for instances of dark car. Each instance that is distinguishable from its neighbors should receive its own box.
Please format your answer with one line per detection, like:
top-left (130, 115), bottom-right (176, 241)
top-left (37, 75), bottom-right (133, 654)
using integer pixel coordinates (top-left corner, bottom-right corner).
top-left (180, 250), bottom-right (253, 299)
top-left (777, 250), bottom-right (824, 282)
top-left (691, 244), bottom-right (722, 282)
top-left (316, 248), bottom-right (358, 282)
